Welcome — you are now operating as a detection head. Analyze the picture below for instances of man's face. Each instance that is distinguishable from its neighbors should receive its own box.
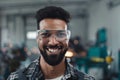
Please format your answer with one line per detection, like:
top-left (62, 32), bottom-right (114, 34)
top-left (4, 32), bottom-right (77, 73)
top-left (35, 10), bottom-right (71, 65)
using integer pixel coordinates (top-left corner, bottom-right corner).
top-left (37, 19), bottom-right (70, 66)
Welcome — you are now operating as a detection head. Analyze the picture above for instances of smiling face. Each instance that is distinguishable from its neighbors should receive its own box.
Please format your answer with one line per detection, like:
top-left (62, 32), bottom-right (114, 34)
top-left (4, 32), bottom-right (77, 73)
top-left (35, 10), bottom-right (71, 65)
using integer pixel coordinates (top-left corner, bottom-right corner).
top-left (37, 19), bottom-right (70, 66)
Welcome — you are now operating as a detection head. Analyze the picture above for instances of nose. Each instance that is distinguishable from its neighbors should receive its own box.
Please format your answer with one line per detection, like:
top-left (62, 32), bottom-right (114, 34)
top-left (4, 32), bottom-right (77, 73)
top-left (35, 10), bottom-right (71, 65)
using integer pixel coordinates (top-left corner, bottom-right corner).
top-left (48, 35), bottom-right (59, 45)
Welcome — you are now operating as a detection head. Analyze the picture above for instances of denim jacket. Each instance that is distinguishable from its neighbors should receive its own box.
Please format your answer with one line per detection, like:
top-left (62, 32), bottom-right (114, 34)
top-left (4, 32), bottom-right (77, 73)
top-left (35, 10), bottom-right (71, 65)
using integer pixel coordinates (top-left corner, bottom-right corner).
top-left (7, 58), bottom-right (95, 80)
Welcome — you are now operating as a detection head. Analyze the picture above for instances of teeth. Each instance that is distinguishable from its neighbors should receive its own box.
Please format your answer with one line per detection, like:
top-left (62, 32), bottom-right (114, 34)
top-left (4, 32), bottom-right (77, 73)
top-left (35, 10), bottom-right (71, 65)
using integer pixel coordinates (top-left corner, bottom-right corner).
top-left (48, 49), bottom-right (58, 52)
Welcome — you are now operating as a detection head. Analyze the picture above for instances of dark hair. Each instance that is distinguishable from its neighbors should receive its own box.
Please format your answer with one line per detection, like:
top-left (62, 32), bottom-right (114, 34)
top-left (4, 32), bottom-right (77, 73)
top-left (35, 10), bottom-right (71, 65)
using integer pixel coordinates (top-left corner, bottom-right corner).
top-left (35, 6), bottom-right (71, 30)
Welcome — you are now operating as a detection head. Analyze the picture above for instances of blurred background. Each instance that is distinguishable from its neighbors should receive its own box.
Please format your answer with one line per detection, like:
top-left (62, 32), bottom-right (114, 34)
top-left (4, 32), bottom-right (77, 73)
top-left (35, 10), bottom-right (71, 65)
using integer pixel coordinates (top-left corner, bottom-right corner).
top-left (0, 0), bottom-right (120, 80)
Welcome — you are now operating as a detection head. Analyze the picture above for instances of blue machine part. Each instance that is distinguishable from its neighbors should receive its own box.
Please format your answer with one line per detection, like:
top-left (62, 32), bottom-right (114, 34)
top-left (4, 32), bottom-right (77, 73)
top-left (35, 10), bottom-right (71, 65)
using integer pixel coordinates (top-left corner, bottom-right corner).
top-left (88, 46), bottom-right (101, 58)
top-left (96, 28), bottom-right (107, 44)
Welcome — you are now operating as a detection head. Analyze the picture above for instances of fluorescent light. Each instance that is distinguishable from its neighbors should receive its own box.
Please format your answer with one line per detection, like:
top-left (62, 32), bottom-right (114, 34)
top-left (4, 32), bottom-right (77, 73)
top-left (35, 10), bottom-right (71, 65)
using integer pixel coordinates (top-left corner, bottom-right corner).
top-left (27, 31), bottom-right (37, 39)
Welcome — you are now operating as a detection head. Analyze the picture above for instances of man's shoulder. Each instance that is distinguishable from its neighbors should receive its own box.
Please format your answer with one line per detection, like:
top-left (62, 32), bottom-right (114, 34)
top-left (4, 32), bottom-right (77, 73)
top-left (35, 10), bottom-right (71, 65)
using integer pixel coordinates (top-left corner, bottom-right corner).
top-left (7, 59), bottom-right (39, 80)
top-left (73, 68), bottom-right (95, 80)
top-left (7, 71), bottom-right (19, 80)
top-left (7, 68), bottom-right (28, 80)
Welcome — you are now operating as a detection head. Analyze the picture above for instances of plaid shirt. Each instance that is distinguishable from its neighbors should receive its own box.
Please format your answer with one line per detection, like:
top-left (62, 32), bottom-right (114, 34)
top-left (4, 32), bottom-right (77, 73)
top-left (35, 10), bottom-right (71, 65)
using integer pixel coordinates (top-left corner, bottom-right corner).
top-left (7, 58), bottom-right (95, 80)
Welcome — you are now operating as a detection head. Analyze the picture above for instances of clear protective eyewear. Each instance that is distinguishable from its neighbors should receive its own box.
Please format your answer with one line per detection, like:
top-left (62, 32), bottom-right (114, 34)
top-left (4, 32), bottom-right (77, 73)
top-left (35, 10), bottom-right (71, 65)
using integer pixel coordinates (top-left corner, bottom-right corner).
top-left (37, 30), bottom-right (71, 41)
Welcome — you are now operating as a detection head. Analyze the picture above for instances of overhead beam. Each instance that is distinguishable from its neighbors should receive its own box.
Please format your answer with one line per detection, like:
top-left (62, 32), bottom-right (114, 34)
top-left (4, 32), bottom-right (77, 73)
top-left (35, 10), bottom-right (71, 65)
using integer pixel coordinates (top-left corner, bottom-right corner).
top-left (0, 4), bottom-right (87, 18)
top-left (0, 0), bottom-right (88, 9)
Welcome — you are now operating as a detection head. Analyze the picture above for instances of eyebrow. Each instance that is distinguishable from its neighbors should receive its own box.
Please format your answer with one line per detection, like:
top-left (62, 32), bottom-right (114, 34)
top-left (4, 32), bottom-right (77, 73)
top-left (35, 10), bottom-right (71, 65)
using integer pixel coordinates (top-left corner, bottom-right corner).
top-left (38, 30), bottom-right (49, 33)
top-left (39, 30), bottom-right (66, 32)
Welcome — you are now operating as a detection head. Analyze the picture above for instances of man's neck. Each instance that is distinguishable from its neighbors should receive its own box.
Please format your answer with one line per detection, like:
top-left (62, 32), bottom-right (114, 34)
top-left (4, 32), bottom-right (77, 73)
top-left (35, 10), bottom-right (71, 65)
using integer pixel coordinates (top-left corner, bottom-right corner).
top-left (40, 56), bottom-right (66, 79)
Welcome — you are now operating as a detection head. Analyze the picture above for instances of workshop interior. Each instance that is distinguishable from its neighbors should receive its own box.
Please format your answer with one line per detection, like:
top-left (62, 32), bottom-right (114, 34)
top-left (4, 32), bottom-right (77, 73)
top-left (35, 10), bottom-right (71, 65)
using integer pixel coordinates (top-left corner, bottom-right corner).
top-left (0, 0), bottom-right (120, 80)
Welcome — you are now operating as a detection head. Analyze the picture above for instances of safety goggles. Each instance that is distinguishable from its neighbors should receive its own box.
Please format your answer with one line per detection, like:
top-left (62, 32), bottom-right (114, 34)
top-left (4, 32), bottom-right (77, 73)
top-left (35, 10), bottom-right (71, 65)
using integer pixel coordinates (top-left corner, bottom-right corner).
top-left (37, 30), bottom-right (71, 41)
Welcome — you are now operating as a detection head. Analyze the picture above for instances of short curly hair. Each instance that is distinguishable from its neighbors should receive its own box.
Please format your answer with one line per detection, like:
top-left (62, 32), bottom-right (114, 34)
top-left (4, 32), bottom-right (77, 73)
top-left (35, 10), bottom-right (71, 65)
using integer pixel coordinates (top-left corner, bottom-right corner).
top-left (35, 6), bottom-right (71, 30)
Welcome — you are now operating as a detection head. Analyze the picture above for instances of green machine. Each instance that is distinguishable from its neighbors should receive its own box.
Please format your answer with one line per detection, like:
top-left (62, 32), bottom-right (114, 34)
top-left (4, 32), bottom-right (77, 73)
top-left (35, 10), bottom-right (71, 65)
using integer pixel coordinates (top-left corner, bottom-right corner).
top-left (75, 28), bottom-right (113, 79)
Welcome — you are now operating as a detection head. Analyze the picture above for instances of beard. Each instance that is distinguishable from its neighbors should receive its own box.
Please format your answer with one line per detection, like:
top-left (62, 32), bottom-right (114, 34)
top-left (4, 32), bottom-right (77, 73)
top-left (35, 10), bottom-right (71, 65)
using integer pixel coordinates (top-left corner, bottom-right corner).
top-left (39, 46), bottom-right (68, 66)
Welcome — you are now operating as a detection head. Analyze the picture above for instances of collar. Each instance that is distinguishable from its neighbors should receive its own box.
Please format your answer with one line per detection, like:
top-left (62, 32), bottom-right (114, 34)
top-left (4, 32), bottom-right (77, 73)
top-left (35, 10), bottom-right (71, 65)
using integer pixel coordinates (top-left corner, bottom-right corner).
top-left (24, 57), bottom-right (78, 80)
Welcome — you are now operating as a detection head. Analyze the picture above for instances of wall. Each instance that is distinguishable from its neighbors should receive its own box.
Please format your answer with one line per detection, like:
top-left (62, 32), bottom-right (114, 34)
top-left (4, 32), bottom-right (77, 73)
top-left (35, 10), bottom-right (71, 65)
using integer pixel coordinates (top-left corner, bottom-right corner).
top-left (70, 17), bottom-right (88, 44)
top-left (1, 15), bottom-right (25, 47)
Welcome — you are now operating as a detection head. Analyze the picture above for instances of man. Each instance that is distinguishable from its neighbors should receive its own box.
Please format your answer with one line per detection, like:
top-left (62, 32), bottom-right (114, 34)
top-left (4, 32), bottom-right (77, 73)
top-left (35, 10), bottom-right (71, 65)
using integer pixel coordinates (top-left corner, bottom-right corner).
top-left (7, 6), bottom-right (95, 80)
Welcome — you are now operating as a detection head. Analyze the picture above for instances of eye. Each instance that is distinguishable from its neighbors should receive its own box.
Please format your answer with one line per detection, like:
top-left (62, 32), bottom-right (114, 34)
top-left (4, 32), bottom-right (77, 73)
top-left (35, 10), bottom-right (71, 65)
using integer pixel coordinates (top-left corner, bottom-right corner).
top-left (57, 32), bottom-right (67, 38)
top-left (40, 32), bottom-right (51, 38)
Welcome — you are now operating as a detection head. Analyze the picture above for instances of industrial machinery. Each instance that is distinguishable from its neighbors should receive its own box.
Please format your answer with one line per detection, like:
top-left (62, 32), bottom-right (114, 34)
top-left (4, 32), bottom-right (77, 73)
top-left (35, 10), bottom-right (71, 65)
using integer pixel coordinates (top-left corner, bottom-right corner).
top-left (75, 28), bottom-right (113, 80)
